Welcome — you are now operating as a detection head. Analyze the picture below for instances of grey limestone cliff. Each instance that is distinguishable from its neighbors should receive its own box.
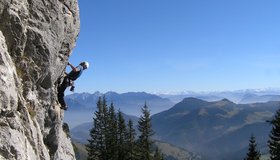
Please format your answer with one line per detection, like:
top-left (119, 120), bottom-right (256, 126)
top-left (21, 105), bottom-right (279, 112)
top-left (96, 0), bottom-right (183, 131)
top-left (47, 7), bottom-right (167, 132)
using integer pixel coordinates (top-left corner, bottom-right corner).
top-left (0, 0), bottom-right (80, 159)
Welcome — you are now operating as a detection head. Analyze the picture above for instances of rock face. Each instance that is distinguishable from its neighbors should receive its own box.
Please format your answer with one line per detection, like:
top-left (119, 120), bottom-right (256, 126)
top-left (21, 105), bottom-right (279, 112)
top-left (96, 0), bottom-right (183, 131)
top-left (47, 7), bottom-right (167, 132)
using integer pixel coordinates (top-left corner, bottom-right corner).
top-left (0, 0), bottom-right (80, 159)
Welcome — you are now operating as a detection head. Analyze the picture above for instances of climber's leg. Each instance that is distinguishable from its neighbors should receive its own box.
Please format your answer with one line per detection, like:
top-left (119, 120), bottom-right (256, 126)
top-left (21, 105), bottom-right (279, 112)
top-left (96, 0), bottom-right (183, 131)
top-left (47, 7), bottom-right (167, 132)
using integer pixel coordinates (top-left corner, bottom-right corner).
top-left (57, 77), bottom-right (69, 110)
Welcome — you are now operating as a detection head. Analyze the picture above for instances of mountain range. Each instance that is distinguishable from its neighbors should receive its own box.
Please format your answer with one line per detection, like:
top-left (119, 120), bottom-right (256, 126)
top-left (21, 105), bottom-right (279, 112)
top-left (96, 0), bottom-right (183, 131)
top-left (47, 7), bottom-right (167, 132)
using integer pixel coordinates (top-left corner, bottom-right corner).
top-left (69, 94), bottom-right (280, 160)
top-left (65, 91), bottom-right (174, 115)
top-left (65, 91), bottom-right (280, 159)
top-left (64, 91), bottom-right (174, 128)
top-left (160, 89), bottom-right (280, 103)
top-left (64, 90), bottom-right (280, 128)
top-left (152, 98), bottom-right (279, 160)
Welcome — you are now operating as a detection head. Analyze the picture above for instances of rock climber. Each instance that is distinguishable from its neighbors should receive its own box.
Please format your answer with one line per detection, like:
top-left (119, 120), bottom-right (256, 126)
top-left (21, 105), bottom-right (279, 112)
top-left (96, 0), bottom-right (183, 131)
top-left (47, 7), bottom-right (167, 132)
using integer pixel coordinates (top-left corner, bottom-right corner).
top-left (57, 61), bottom-right (89, 110)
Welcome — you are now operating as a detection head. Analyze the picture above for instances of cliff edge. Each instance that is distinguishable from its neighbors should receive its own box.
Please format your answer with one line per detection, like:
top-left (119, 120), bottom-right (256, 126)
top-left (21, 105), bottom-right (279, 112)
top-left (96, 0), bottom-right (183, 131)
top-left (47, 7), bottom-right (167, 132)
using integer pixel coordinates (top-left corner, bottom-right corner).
top-left (0, 0), bottom-right (80, 159)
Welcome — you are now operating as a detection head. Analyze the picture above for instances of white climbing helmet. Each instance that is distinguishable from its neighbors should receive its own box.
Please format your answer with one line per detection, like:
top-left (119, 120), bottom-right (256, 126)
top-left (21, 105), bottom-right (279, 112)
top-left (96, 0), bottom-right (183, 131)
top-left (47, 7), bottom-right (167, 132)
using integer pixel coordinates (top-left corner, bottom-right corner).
top-left (84, 61), bottom-right (89, 69)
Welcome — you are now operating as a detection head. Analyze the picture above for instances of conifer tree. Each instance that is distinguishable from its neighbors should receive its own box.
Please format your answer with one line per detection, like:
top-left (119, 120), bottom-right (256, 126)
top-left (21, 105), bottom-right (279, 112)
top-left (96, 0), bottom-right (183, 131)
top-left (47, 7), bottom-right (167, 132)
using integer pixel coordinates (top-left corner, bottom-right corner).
top-left (87, 98), bottom-right (163, 160)
top-left (87, 97), bottom-right (107, 160)
top-left (138, 103), bottom-right (154, 160)
top-left (126, 119), bottom-right (137, 160)
top-left (117, 110), bottom-right (128, 160)
top-left (268, 108), bottom-right (280, 160)
top-left (106, 103), bottom-right (118, 160)
top-left (245, 134), bottom-right (261, 160)
top-left (101, 97), bottom-right (109, 160)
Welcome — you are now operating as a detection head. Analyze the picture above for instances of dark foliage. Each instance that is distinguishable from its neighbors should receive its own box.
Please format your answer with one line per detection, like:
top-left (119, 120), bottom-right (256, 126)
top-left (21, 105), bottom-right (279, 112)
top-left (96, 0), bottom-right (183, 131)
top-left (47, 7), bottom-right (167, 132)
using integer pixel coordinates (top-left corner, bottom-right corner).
top-left (244, 134), bottom-right (260, 160)
top-left (268, 108), bottom-right (280, 160)
top-left (87, 97), bottom-right (163, 160)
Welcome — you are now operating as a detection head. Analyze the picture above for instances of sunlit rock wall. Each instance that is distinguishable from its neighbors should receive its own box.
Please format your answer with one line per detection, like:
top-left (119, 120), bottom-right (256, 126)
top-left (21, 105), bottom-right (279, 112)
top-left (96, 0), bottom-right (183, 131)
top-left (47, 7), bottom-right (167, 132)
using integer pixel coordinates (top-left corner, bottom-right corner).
top-left (0, 0), bottom-right (80, 159)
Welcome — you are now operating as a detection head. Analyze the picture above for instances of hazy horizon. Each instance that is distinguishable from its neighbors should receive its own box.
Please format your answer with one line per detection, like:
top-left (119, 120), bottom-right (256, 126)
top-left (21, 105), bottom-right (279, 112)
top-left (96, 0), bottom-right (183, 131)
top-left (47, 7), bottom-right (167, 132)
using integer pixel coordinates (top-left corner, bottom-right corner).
top-left (66, 87), bottom-right (280, 95)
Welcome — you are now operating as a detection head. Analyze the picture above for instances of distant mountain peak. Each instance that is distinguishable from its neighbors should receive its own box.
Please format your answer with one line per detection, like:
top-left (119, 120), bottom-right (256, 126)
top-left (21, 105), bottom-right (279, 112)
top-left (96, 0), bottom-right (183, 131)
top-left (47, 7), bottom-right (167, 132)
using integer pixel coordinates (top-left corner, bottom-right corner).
top-left (93, 91), bottom-right (103, 96)
top-left (105, 91), bottom-right (118, 96)
top-left (211, 98), bottom-right (235, 108)
top-left (167, 97), bottom-right (210, 112)
top-left (221, 98), bottom-right (234, 103)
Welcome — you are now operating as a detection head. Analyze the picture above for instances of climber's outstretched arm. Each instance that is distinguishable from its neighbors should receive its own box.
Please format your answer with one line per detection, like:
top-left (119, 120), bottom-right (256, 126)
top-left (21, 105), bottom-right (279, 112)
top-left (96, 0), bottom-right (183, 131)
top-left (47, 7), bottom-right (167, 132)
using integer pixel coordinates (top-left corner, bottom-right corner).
top-left (67, 62), bottom-right (79, 72)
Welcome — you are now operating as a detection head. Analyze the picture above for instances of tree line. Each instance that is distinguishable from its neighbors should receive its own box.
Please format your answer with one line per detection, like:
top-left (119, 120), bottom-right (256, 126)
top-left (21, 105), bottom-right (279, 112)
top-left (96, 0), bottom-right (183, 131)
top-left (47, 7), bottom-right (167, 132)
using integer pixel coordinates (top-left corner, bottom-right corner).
top-left (245, 108), bottom-right (280, 160)
top-left (86, 96), bottom-right (164, 160)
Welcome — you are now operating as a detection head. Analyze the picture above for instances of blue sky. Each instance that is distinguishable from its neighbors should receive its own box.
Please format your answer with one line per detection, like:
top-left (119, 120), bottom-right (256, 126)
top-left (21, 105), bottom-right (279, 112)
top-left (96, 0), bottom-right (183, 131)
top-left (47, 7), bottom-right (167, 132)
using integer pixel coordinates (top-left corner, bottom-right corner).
top-left (68, 0), bottom-right (280, 94)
